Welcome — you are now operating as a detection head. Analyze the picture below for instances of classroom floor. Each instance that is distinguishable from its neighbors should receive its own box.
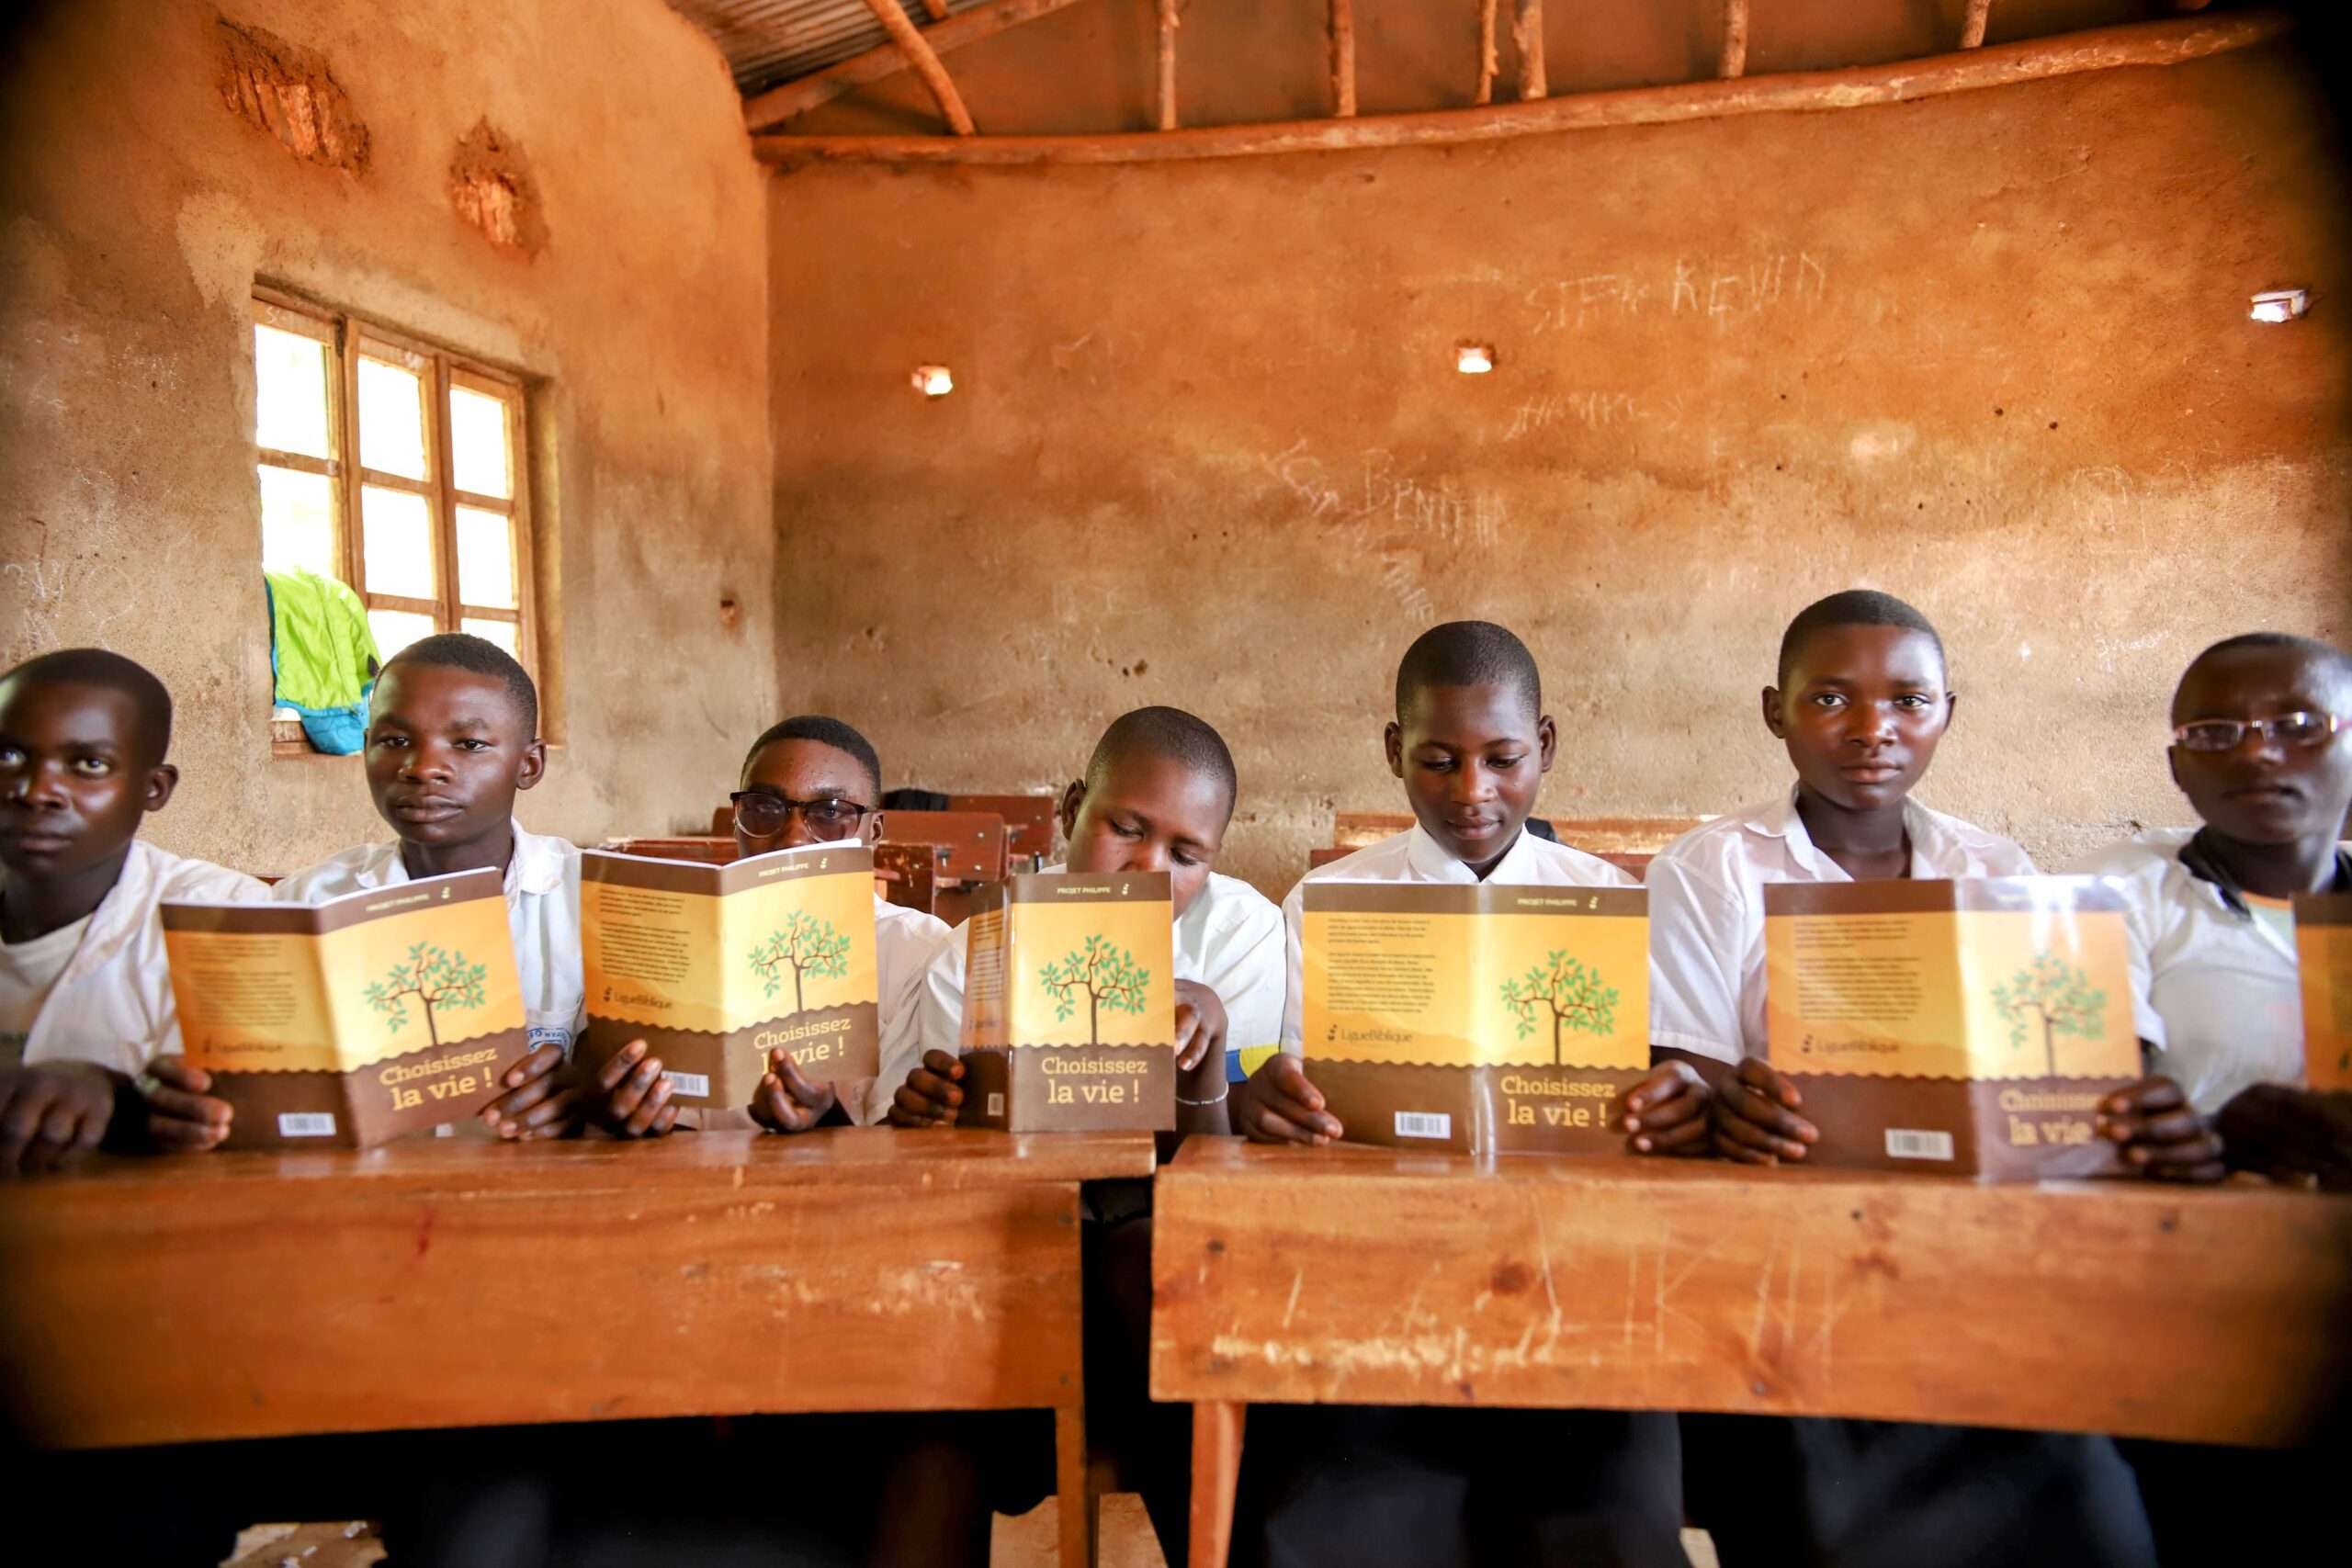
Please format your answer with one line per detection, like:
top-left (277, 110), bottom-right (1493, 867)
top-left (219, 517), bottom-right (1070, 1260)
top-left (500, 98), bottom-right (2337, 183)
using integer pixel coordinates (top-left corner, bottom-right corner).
top-left (223, 1508), bottom-right (1723, 1566)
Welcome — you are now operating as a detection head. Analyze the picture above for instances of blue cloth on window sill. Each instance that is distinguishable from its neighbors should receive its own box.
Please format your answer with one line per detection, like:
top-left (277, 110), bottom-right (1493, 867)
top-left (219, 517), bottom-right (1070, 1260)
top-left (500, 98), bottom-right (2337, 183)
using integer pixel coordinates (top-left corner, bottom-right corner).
top-left (282, 698), bottom-right (370, 756)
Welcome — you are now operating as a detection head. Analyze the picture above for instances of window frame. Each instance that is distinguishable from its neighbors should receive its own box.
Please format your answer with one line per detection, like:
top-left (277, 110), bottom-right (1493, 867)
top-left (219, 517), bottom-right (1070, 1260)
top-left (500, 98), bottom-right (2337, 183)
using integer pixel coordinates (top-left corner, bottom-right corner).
top-left (249, 285), bottom-right (539, 703)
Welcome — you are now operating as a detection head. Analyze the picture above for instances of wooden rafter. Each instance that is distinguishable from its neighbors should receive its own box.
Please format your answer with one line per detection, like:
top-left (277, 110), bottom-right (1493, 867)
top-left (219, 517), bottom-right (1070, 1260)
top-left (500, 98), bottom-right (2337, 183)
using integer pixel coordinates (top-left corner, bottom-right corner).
top-left (1513, 0), bottom-right (1546, 101)
top-left (754, 13), bottom-right (2287, 166)
top-left (1722, 0), bottom-right (1749, 80)
top-left (858, 0), bottom-right (977, 134)
top-left (1157, 0), bottom-right (1179, 130)
top-left (1962, 1), bottom-right (1994, 50)
top-left (742, 0), bottom-right (1096, 131)
top-left (1475, 1), bottom-right (1498, 105)
top-left (919, 0), bottom-right (950, 19)
top-left (1331, 0), bottom-right (1357, 118)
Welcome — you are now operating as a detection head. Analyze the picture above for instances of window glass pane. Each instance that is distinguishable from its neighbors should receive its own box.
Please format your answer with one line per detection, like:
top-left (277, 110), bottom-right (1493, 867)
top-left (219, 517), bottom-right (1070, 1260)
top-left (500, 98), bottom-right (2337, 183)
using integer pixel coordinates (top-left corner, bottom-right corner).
top-left (258, 465), bottom-right (336, 578)
top-left (361, 486), bottom-right (436, 601)
top-left (449, 386), bottom-right (512, 498)
top-left (368, 609), bottom-right (437, 663)
top-left (254, 324), bottom-right (332, 459)
top-left (460, 617), bottom-right (519, 660)
top-left (455, 506), bottom-right (516, 609)
top-left (356, 356), bottom-right (428, 480)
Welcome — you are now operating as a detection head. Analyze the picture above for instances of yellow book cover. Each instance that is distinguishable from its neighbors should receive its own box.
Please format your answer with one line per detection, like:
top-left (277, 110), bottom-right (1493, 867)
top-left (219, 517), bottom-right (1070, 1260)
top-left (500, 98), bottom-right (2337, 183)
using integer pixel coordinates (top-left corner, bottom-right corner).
top-left (578, 843), bottom-right (880, 1108)
top-left (957, 870), bottom-right (1175, 1131)
top-left (2294, 892), bottom-right (2352, 1095)
top-left (161, 867), bottom-right (526, 1149)
top-left (1763, 877), bottom-right (2140, 1178)
top-left (1300, 882), bottom-right (1648, 1154)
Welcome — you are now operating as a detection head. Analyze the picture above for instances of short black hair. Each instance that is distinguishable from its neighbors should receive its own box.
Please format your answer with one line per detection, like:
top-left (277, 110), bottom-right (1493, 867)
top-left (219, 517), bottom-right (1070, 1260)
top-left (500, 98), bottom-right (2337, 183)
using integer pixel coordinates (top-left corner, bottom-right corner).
top-left (1395, 621), bottom-right (1542, 721)
top-left (1776, 591), bottom-right (1946, 688)
top-left (2174, 632), bottom-right (2352, 719)
top-left (0, 648), bottom-right (173, 764)
top-left (384, 634), bottom-right (538, 735)
top-left (1085, 706), bottom-right (1238, 822)
top-left (741, 715), bottom-right (882, 797)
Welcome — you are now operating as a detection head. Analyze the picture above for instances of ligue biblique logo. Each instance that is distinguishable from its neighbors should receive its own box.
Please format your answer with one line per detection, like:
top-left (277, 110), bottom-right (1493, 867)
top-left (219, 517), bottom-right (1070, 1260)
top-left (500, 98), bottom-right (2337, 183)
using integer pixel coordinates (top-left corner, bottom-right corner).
top-left (750, 911), bottom-right (852, 1013)
top-left (1040, 933), bottom-right (1151, 1046)
top-left (364, 942), bottom-right (488, 1050)
top-left (1498, 950), bottom-right (1619, 1066)
top-left (1991, 951), bottom-right (2108, 1076)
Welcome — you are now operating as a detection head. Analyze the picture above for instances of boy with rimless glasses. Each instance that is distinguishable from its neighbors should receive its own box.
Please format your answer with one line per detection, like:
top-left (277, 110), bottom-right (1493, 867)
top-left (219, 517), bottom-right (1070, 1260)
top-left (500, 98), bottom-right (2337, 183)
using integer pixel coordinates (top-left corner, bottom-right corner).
top-left (589, 715), bottom-right (949, 1135)
top-left (2075, 632), bottom-right (2352, 1187)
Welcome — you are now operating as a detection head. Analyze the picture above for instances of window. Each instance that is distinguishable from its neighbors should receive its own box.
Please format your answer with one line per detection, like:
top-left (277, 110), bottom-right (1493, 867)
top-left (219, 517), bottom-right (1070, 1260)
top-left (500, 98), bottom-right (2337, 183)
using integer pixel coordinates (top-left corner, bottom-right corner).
top-left (250, 288), bottom-right (537, 682)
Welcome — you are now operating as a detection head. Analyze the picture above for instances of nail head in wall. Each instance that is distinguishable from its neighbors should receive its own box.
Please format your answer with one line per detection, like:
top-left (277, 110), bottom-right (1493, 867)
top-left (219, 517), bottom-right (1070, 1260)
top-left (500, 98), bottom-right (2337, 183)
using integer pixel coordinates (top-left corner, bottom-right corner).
top-left (214, 17), bottom-right (369, 174)
top-left (718, 595), bottom-right (741, 629)
top-left (448, 118), bottom-right (548, 256)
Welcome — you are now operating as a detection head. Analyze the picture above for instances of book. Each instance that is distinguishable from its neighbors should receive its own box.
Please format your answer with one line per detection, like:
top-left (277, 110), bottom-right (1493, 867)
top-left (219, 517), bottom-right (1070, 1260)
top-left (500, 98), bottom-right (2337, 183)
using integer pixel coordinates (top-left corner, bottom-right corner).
top-left (1763, 877), bottom-right (2141, 1179)
top-left (161, 868), bottom-right (527, 1149)
top-left (576, 843), bottom-right (881, 1108)
top-left (956, 871), bottom-right (1176, 1132)
top-left (2295, 892), bottom-right (2352, 1096)
top-left (1299, 882), bottom-right (1650, 1153)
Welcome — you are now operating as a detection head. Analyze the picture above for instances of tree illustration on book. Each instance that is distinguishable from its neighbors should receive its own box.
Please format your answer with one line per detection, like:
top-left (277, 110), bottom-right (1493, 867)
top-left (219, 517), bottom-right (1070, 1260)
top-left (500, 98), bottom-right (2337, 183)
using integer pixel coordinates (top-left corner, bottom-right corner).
top-left (750, 911), bottom-right (852, 1013)
top-left (1039, 933), bottom-right (1152, 1045)
top-left (1992, 951), bottom-right (2108, 1076)
top-left (1498, 950), bottom-right (1618, 1066)
top-left (364, 942), bottom-right (489, 1049)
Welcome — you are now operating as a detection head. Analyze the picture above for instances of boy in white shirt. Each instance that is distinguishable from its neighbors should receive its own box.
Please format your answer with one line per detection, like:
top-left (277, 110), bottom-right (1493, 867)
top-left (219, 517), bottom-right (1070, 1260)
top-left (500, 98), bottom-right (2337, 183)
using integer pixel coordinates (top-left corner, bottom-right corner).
top-left (589, 714), bottom-right (950, 1134)
top-left (263, 634), bottom-right (581, 1141)
top-left (0, 649), bottom-right (268, 1174)
top-left (1645, 592), bottom-right (2156, 1568)
top-left (2073, 632), bottom-right (2352, 1187)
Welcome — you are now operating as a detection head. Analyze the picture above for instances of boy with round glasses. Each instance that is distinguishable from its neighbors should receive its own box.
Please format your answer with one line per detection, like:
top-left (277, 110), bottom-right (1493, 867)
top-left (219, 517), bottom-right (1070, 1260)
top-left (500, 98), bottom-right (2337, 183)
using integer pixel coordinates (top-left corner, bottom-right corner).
top-left (588, 713), bottom-right (948, 1135)
top-left (2074, 632), bottom-right (2352, 1186)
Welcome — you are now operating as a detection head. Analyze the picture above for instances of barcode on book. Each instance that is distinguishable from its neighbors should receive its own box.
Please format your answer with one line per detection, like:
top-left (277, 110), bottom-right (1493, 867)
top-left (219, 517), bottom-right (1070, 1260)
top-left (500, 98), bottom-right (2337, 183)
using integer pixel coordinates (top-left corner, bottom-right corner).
top-left (1885, 1128), bottom-right (1955, 1161)
top-left (277, 1112), bottom-right (337, 1138)
top-left (1395, 1111), bottom-right (1452, 1141)
top-left (666, 1072), bottom-right (711, 1098)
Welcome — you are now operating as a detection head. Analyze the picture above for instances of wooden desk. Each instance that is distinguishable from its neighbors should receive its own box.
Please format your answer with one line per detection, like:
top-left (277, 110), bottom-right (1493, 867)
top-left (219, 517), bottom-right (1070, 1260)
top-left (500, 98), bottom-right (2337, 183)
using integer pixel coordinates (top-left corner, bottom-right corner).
top-left (1151, 1140), bottom-right (2352, 1568)
top-left (0, 1129), bottom-right (1155, 1568)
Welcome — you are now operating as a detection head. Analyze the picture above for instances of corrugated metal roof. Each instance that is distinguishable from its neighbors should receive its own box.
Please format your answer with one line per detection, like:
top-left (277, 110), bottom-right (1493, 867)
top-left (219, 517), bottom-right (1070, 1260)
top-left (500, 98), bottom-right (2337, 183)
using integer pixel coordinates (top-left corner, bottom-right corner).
top-left (668, 0), bottom-right (991, 95)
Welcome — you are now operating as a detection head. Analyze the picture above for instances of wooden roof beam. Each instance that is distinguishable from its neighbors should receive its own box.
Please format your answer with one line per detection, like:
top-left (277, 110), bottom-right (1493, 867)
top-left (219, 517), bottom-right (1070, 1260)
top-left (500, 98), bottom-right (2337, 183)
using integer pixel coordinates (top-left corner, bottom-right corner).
top-left (1156, 0), bottom-right (1179, 130)
top-left (1514, 0), bottom-right (1546, 101)
top-left (1331, 1), bottom-right (1357, 118)
top-left (858, 0), bottom-right (977, 134)
top-left (1723, 0), bottom-right (1749, 79)
top-left (1962, 1), bottom-right (1994, 51)
top-left (743, 0), bottom-right (1099, 132)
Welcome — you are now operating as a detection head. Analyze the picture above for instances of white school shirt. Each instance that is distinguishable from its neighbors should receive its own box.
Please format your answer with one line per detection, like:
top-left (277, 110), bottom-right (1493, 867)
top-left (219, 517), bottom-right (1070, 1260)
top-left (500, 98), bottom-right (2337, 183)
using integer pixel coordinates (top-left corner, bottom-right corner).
top-left (2, 840), bottom-right (270, 1077)
top-left (275, 821), bottom-right (586, 1055)
top-left (1646, 790), bottom-right (2038, 1066)
top-left (871, 867), bottom-right (1285, 1122)
top-left (1278, 826), bottom-right (1638, 1051)
top-left (2068, 829), bottom-right (2306, 1114)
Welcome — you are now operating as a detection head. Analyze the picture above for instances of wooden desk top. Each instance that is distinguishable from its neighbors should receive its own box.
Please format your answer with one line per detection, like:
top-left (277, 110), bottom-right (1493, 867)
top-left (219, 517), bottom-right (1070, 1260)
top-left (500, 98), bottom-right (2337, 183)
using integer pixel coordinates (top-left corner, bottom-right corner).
top-left (1150, 1140), bottom-right (2352, 1445)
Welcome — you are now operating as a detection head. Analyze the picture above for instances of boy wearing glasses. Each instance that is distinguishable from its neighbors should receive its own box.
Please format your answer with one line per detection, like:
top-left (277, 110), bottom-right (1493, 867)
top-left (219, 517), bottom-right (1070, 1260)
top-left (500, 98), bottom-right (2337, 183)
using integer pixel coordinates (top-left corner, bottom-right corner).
top-left (2075, 632), bottom-right (2352, 1187)
top-left (590, 714), bottom-right (948, 1135)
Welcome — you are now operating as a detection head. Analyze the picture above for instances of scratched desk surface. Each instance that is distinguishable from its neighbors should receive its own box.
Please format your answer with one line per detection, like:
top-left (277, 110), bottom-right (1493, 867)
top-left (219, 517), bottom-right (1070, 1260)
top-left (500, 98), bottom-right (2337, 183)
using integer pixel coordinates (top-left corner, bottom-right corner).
top-left (1150, 1138), bottom-right (2352, 1446)
top-left (0, 1129), bottom-right (1153, 1450)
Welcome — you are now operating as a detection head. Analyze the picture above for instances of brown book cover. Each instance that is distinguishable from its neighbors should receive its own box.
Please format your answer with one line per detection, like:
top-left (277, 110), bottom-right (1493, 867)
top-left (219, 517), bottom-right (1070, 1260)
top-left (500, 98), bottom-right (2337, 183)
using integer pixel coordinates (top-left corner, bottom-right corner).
top-left (161, 868), bottom-right (528, 1149)
top-left (576, 843), bottom-right (880, 1109)
top-left (956, 871), bottom-right (1176, 1132)
top-left (1763, 877), bottom-right (2141, 1179)
top-left (1300, 882), bottom-right (1649, 1154)
top-left (2295, 892), bottom-right (2352, 1097)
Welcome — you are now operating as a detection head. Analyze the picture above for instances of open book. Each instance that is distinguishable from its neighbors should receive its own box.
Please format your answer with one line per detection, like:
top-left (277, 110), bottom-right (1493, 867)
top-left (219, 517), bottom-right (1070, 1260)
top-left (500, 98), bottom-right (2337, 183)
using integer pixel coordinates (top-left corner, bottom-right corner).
top-left (2296, 892), bottom-right (2352, 1096)
top-left (161, 867), bottom-right (527, 1148)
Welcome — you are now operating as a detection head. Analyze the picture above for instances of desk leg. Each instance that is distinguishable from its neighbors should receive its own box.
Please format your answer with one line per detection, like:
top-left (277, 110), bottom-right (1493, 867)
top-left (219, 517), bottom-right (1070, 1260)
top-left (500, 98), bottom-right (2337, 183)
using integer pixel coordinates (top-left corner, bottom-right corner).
top-left (1056, 1398), bottom-right (1095, 1568)
top-left (1188, 1399), bottom-right (1245, 1568)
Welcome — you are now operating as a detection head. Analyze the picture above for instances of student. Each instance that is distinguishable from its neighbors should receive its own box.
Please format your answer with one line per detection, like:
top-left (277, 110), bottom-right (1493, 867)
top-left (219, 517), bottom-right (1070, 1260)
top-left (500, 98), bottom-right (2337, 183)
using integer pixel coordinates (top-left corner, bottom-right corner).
top-left (2077, 632), bottom-right (2352, 1187)
top-left (269, 634), bottom-right (579, 1140)
top-left (1646, 591), bottom-right (2154, 1568)
top-left (590, 715), bottom-right (951, 1135)
top-left (1231, 622), bottom-right (1686, 1568)
top-left (880, 705), bottom-right (1284, 1132)
top-left (0, 649), bottom-right (269, 1175)
top-left (881, 705), bottom-right (1283, 1566)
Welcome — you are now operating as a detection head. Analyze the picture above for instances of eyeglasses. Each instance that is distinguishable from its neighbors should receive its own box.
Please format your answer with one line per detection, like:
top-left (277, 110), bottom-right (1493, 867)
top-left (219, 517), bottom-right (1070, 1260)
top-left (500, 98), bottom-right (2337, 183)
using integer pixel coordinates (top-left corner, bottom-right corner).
top-left (2171, 713), bottom-right (2351, 753)
top-left (730, 791), bottom-right (872, 841)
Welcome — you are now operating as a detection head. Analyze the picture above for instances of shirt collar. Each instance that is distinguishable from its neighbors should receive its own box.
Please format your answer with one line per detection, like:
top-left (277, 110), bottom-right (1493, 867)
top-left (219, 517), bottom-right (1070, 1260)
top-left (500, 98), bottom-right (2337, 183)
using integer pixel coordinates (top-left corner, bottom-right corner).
top-left (1752, 787), bottom-right (1951, 882)
top-left (370, 819), bottom-right (552, 897)
top-left (1404, 822), bottom-right (1540, 885)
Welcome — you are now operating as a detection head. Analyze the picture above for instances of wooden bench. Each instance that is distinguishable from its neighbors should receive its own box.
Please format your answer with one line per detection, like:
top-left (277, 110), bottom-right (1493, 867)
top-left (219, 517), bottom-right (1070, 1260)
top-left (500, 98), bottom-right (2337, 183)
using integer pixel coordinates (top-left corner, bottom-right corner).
top-left (0, 1129), bottom-right (1155, 1568)
top-left (1150, 1139), bottom-right (2352, 1568)
top-left (1317, 812), bottom-right (1711, 878)
top-left (950, 794), bottom-right (1059, 869)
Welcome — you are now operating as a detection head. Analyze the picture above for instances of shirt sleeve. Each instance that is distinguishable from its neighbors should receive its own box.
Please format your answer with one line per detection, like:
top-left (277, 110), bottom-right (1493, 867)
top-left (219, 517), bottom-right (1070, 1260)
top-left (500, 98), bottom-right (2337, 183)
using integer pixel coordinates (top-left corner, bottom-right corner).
top-left (1645, 853), bottom-right (1747, 1066)
top-left (868, 931), bottom-right (967, 1124)
top-left (1193, 899), bottom-right (1286, 1083)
